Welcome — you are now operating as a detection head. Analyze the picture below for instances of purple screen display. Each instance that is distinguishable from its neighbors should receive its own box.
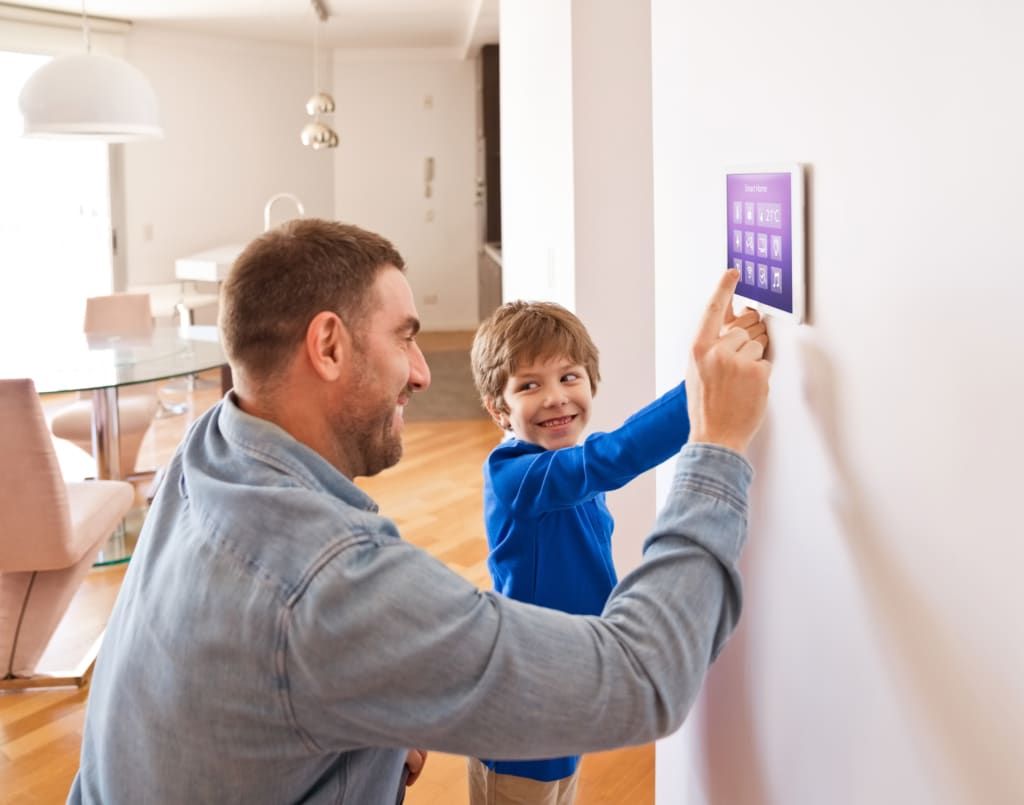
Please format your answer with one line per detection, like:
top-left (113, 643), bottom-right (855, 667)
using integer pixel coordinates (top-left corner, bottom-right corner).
top-left (726, 172), bottom-right (793, 313)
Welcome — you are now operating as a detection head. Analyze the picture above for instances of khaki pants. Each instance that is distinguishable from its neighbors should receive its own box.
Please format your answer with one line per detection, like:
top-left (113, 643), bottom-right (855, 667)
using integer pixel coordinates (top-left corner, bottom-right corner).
top-left (467, 757), bottom-right (580, 805)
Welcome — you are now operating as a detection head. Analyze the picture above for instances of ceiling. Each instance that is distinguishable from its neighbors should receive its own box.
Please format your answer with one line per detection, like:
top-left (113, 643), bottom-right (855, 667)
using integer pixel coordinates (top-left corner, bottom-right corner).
top-left (2, 0), bottom-right (499, 53)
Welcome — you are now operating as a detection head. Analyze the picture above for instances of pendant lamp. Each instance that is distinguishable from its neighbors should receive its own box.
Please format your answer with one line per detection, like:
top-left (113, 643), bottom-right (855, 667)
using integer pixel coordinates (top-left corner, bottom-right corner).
top-left (18, 0), bottom-right (162, 142)
top-left (301, 0), bottom-right (338, 150)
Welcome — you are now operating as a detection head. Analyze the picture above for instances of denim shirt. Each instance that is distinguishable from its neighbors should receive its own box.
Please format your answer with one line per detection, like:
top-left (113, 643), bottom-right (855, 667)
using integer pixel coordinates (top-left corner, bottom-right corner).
top-left (70, 393), bottom-right (752, 804)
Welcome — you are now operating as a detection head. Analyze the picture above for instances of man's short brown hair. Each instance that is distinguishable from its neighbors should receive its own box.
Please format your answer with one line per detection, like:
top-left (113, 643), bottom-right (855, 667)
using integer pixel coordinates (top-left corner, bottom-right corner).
top-left (219, 218), bottom-right (404, 382)
top-left (470, 301), bottom-right (600, 416)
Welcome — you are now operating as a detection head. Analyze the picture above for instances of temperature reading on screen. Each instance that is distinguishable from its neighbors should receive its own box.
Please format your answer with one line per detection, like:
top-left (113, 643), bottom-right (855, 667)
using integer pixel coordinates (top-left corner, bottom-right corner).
top-left (756, 202), bottom-right (782, 229)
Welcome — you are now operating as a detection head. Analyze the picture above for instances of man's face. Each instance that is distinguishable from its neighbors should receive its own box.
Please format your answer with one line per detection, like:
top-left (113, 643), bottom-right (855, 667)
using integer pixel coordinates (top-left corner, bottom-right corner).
top-left (495, 354), bottom-right (592, 451)
top-left (339, 267), bottom-right (430, 477)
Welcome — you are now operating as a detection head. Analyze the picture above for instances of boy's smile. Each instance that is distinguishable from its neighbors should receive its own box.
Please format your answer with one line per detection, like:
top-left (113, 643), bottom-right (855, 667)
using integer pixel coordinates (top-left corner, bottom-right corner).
top-left (492, 355), bottom-right (593, 450)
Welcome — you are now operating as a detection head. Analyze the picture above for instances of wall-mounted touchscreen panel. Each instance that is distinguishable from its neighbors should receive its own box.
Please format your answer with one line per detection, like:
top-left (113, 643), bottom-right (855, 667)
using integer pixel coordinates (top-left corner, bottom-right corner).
top-left (726, 165), bottom-right (804, 322)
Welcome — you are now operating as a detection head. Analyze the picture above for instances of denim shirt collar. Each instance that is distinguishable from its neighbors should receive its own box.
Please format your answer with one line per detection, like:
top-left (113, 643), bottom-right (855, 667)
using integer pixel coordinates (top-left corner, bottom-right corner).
top-left (189, 392), bottom-right (380, 515)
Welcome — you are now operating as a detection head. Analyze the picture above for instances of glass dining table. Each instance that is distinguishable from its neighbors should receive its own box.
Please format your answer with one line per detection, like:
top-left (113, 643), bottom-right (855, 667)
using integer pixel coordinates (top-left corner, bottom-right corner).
top-left (1, 325), bottom-right (228, 563)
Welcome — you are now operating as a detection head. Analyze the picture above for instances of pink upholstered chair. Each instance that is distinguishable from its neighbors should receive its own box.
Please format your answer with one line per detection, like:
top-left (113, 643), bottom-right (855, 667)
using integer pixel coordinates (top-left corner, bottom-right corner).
top-left (0, 378), bottom-right (134, 688)
top-left (49, 293), bottom-right (160, 478)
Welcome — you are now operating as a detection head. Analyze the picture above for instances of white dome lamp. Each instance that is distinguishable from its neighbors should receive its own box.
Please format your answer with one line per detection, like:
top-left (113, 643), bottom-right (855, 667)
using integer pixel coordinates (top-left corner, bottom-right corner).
top-left (18, 0), bottom-right (162, 142)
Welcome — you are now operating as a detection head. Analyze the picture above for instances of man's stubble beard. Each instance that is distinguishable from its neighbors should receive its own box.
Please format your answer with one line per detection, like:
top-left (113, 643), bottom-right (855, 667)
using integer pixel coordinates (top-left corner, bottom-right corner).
top-left (341, 355), bottom-right (405, 479)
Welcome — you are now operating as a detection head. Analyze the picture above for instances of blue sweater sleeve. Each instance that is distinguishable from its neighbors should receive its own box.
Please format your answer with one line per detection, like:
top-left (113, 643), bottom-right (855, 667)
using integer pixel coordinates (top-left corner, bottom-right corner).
top-left (487, 381), bottom-right (689, 515)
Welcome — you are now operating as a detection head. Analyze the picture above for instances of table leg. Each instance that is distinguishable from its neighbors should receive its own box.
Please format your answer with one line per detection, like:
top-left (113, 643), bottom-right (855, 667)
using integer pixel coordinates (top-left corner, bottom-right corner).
top-left (89, 386), bottom-right (135, 566)
top-left (90, 386), bottom-right (121, 481)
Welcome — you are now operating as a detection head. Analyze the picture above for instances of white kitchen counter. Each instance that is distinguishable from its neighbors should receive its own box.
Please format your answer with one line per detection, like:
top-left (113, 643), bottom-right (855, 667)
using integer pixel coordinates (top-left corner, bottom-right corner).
top-left (175, 244), bottom-right (246, 283)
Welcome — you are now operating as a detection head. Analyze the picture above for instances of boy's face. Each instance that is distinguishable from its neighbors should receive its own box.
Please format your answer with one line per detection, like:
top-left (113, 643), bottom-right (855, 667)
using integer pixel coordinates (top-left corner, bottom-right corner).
top-left (489, 354), bottom-right (593, 451)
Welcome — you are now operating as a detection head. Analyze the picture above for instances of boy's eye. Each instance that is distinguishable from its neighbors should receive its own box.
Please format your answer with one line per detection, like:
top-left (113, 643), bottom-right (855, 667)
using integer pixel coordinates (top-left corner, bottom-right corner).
top-left (562, 373), bottom-right (579, 383)
top-left (517, 381), bottom-right (538, 392)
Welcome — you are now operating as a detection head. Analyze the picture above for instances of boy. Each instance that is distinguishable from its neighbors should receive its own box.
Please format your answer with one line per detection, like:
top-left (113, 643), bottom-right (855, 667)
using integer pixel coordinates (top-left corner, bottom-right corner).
top-left (467, 301), bottom-right (693, 804)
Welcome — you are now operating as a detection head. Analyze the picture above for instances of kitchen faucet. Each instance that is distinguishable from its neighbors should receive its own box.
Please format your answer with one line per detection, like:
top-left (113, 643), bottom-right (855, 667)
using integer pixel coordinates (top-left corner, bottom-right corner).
top-left (263, 192), bottom-right (305, 232)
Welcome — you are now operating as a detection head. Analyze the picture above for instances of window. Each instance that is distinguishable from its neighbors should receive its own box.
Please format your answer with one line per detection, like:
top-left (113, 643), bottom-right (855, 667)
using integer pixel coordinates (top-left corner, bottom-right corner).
top-left (0, 50), bottom-right (113, 344)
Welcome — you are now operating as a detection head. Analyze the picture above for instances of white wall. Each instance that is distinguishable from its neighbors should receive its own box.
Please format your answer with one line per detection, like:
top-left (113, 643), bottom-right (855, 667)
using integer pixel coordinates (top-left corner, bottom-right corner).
top-left (499, 0), bottom-right (575, 308)
top-left (331, 54), bottom-right (478, 331)
top-left (500, 0), bottom-right (658, 574)
top-left (121, 26), bottom-right (335, 287)
top-left (651, 1), bottom-right (1024, 803)
top-left (570, 4), bottom-right (657, 574)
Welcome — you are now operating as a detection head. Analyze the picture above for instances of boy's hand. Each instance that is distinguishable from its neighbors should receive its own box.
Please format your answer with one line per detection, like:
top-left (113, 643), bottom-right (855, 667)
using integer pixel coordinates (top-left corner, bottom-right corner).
top-left (723, 306), bottom-right (768, 345)
top-left (686, 269), bottom-right (771, 454)
top-left (404, 749), bottom-right (428, 787)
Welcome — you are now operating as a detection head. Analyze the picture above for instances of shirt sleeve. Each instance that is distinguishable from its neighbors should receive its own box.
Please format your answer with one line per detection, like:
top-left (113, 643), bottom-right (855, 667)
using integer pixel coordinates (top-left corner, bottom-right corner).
top-left (488, 381), bottom-right (690, 515)
top-left (286, 442), bottom-right (750, 762)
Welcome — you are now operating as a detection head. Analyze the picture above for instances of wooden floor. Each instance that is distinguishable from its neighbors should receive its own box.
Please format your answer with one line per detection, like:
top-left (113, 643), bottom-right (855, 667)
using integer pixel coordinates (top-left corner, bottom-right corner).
top-left (0, 350), bottom-right (653, 804)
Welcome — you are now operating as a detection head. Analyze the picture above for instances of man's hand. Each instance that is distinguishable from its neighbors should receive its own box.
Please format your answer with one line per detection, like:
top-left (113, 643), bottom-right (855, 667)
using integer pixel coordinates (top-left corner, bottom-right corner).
top-left (404, 749), bottom-right (428, 787)
top-left (686, 269), bottom-right (771, 453)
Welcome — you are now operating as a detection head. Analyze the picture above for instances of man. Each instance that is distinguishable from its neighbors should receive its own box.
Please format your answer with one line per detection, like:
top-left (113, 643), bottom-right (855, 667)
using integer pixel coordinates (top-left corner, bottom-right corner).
top-left (70, 219), bottom-right (770, 804)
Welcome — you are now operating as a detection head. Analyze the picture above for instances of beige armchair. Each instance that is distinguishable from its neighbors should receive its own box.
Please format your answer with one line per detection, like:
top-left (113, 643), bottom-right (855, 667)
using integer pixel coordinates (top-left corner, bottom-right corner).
top-left (0, 378), bottom-right (134, 688)
top-left (49, 293), bottom-right (160, 478)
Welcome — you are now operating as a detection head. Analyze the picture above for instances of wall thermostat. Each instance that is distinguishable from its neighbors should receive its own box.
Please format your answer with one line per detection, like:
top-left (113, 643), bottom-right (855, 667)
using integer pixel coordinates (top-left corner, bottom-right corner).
top-left (726, 163), bottom-right (805, 323)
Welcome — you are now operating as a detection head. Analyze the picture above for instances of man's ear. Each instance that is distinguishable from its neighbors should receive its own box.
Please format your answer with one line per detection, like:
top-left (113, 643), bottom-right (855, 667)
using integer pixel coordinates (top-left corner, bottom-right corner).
top-left (483, 397), bottom-right (509, 430)
top-left (304, 311), bottom-right (350, 382)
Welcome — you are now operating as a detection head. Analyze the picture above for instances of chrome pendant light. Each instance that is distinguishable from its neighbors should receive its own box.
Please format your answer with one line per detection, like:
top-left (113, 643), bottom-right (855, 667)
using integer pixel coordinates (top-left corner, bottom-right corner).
top-left (18, 0), bottom-right (162, 142)
top-left (301, 120), bottom-right (339, 150)
top-left (301, 0), bottom-right (338, 150)
top-left (306, 90), bottom-right (335, 117)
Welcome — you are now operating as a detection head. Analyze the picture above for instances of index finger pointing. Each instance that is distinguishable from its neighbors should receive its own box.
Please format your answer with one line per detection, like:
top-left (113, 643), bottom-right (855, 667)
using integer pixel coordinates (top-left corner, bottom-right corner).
top-left (695, 269), bottom-right (740, 347)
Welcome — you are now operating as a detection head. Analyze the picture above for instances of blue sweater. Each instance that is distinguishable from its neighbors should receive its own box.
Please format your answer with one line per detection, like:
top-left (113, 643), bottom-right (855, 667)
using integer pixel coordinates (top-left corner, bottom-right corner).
top-left (480, 381), bottom-right (690, 781)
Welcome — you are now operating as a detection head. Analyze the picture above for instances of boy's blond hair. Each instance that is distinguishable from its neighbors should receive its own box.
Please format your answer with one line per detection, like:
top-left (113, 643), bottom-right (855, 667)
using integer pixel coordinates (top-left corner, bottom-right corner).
top-left (470, 301), bottom-right (600, 416)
